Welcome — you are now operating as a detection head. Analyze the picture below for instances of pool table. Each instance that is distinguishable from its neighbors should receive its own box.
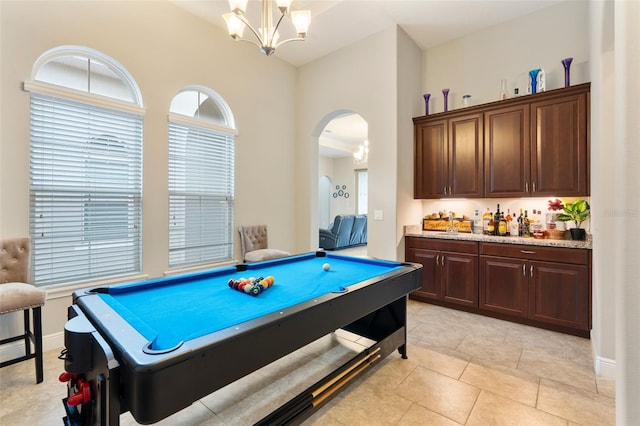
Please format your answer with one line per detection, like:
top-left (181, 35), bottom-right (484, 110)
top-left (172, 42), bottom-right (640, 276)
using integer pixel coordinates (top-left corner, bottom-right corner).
top-left (60, 251), bottom-right (422, 425)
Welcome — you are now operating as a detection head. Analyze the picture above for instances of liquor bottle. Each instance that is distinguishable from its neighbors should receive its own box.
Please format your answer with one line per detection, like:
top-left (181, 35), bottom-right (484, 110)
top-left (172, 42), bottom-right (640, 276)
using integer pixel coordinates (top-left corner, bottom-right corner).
top-left (498, 212), bottom-right (508, 236)
top-left (493, 204), bottom-right (501, 236)
top-left (473, 209), bottom-right (482, 234)
top-left (487, 215), bottom-right (495, 235)
top-left (523, 210), bottom-right (531, 237)
top-left (482, 208), bottom-right (492, 235)
top-left (517, 209), bottom-right (523, 236)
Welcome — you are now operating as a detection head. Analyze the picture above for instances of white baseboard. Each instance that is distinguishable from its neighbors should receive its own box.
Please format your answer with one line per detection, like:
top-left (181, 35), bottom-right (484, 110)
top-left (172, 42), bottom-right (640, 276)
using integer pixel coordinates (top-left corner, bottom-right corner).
top-left (595, 355), bottom-right (616, 378)
top-left (0, 332), bottom-right (64, 364)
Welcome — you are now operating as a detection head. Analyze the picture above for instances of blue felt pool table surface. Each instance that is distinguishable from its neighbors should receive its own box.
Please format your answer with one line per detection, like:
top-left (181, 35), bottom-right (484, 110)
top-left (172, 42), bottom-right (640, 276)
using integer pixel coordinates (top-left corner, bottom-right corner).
top-left (98, 253), bottom-right (403, 351)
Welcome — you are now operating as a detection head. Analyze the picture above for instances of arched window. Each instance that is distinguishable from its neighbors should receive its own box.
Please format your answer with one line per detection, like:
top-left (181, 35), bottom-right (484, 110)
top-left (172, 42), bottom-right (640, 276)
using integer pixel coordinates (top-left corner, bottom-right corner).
top-left (168, 87), bottom-right (236, 268)
top-left (25, 46), bottom-right (144, 287)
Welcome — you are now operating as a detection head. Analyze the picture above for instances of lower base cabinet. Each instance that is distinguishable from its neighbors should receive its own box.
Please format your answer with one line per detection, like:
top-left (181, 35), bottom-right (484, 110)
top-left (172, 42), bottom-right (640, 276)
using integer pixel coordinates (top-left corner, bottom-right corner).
top-left (405, 237), bottom-right (478, 308)
top-left (406, 237), bottom-right (592, 337)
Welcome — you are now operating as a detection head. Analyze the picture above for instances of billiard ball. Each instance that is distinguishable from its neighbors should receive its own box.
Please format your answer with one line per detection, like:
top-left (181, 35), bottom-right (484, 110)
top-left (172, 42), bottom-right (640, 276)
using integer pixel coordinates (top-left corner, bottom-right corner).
top-left (323, 263), bottom-right (330, 271)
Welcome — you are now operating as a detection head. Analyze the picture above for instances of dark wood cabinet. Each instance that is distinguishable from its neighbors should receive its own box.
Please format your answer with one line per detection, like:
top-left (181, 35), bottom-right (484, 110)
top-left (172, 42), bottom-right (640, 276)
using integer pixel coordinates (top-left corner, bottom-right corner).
top-left (414, 83), bottom-right (590, 198)
top-left (530, 90), bottom-right (589, 196)
top-left (405, 237), bottom-right (478, 308)
top-left (484, 104), bottom-right (530, 197)
top-left (528, 260), bottom-right (589, 330)
top-left (414, 113), bottom-right (483, 198)
top-left (479, 242), bottom-right (591, 335)
top-left (405, 236), bottom-right (591, 337)
top-left (479, 255), bottom-right (529, 318)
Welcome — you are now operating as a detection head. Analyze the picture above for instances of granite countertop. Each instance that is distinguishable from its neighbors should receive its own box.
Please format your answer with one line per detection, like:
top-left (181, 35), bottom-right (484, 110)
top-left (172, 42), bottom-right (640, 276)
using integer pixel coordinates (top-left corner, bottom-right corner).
top-left (404, 228), bottom-right (592, 249)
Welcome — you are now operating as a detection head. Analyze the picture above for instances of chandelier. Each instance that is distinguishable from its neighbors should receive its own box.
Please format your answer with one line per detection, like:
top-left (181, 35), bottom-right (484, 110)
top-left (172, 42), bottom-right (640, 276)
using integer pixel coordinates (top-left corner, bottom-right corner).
top-left (353, 140), bottom-right (369, 165)
top-left (223, 0), bottom-right (311, 56)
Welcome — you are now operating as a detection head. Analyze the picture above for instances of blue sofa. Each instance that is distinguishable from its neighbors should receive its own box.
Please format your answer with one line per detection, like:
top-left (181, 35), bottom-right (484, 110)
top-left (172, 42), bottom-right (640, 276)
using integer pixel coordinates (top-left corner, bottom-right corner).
top-left (319, 214), bottom-right (367, 250)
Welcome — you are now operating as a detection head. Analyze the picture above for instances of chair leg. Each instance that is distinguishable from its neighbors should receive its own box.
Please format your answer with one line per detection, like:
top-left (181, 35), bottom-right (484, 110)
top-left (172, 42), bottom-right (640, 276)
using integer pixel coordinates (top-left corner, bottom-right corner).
top-left (23, 309), bottom-right (32, 357)
top-left (33, 307), bottom-right (44, 383)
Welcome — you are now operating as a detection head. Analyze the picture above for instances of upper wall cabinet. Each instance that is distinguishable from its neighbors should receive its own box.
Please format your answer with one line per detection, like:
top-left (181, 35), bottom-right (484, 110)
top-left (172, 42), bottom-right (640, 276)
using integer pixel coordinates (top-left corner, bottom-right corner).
top-left (414, 112), bottom-right (483, 198)
top-left (414, 83), bottom-right (590, 199)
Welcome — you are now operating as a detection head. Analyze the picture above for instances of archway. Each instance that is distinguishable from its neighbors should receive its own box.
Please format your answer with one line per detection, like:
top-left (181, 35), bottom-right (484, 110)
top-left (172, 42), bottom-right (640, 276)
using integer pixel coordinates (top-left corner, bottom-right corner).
top-left (316, 111), bottom-right (368, 252)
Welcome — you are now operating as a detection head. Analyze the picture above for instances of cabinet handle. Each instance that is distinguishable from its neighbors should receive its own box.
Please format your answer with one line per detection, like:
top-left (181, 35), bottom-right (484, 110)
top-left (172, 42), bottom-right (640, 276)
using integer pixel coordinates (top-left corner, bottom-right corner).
top-left (522, 264), bottom-right (526, 276)
top-left (520, 250), bottom-right (536, 254)
top-left (436, 255), bottom-right (440, 266)
top-left (441, 255), bottom-right (445, 266)
top-left (525, 182), bottom-right (529, 192)
top-left (532, 182), bottom-right (536, 192)
top-left (448, 186), bottom-right (452, 195)
top-left (443, 186), bottom-right (447, 195)
top-left (530, 265), bottom-right (534, 278)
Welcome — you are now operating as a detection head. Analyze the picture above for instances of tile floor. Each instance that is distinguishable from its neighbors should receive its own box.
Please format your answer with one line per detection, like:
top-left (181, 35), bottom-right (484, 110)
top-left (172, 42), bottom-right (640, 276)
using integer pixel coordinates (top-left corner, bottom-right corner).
top-left (0, 247), bottom-right (615, 425)
top-left (0, 300), bottom-right (615, 425)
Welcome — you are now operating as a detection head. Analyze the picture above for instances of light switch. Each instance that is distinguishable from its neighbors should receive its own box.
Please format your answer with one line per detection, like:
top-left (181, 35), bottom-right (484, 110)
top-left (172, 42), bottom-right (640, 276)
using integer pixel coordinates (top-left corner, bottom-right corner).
top-left (374, 210), bottom-right (383, 220)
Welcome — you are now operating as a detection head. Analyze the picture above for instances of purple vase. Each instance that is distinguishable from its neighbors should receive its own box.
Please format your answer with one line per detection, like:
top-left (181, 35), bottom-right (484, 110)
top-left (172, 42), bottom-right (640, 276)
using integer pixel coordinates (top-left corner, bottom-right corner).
top-left (561, 57), bottom-right (573, 87)
top-left (423, 93), bottom-right (431, 115)
top-left (442, 88), bottom-right (449, 112)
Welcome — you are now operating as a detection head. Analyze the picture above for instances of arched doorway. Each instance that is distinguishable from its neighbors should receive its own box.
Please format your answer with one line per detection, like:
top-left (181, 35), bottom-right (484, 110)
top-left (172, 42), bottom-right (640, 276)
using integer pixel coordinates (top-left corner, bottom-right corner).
top-left (317, 112), bottom-right (368, 253)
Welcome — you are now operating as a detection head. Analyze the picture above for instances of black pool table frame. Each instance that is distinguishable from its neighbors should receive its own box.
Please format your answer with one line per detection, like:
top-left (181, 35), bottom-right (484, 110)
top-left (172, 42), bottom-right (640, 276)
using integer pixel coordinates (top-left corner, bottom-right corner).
top-left (60, 253), bottom-right (422, 425)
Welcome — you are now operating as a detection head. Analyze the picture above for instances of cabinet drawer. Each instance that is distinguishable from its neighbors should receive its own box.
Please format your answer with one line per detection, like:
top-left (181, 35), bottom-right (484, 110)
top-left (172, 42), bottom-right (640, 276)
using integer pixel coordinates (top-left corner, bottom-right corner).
top-left (480, 242), bottom-right (589, 265)
top-left (406, 237), bottom-right (479, 254)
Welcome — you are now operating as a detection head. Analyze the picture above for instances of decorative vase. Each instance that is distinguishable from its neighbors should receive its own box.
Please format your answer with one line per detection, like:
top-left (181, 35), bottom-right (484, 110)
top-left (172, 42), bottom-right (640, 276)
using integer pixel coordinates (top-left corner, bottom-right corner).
top-left (499, 79), bottom-right (508, 100)
top-left (561, 57), bottom-right (573, 87)
top-left (569, 228), bottom-right (586, 241)
top-left (529, 69), bottom-right (540, 94)
top-left (423, 93), bottom-right (431, 115)
top-left (442, 88), bottom-right (449, 112)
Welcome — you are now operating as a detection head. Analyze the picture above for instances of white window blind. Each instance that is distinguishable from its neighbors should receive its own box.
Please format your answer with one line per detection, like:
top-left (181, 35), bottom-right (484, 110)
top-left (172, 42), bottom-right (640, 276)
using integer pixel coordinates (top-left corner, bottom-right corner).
top-left (29, 93), bottom-right (143, 286)
top-left (168, 121), bottom-right (234, 268)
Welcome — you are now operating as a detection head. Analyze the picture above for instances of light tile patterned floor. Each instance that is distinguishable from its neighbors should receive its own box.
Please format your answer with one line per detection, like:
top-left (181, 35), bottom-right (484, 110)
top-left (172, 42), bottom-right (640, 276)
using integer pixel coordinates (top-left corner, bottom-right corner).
top-left (0, 245), bottom-right (615, 425)
top-left (0, 299), bottom-right (615, 425)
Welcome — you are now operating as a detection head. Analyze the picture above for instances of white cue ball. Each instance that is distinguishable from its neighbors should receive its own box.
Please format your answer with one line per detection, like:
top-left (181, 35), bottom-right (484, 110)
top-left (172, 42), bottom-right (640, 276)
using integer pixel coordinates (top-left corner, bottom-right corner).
top-left (323, 263), bottom-right (331, 271)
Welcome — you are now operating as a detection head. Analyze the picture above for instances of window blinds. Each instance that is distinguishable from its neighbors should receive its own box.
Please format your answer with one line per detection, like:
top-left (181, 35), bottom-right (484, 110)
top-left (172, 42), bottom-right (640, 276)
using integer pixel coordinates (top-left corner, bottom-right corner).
top-left (168, 121), bottom-right (235, 268)
top-left (29, 93), bottom-right (143, 286)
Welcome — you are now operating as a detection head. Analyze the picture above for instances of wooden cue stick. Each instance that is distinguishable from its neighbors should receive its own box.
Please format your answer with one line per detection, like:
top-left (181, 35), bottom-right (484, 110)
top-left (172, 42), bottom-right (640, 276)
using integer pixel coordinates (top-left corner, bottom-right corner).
top-left (255, 347), bottom-right (383, 426)
top-left (311, 347), bottom-right (381, 398)
top-left (311, 354), bottom-right (382, 407)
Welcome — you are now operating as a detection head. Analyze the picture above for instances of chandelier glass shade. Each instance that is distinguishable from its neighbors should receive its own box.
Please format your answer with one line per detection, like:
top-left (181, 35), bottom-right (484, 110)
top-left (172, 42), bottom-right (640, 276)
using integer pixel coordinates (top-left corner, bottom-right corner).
top-left (353, 140), bottom-right (369, 165)
top-left (223, 0), bottom-right (311, 56)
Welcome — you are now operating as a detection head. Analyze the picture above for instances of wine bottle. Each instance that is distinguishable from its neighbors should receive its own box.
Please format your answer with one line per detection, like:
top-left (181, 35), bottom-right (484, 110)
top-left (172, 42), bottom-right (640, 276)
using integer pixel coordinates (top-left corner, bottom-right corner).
top-left (523, 210), bottom-right (531, 237)
top-left (493, 204), bottom-right (501, 236)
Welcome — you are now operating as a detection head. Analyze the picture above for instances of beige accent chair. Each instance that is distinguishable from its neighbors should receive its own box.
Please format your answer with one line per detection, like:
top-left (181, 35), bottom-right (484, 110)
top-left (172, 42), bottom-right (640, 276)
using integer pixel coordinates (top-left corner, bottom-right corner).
top-left (238, 225), bottom-right (290, 263)
top-left (0, 237), bottom-right (46, 383)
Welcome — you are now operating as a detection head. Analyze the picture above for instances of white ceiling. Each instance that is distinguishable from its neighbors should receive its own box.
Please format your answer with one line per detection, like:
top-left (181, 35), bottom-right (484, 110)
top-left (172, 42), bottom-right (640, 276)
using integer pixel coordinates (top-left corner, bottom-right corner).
top-left (171, 0), bottom-right (564, 157)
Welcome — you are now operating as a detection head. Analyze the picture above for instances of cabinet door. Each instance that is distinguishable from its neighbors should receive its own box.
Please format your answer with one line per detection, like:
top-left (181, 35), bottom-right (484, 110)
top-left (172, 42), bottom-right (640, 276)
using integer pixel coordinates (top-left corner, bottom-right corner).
top-left (528, 261), bottom-right (589, 330)
top-left (449, 114), bottom-right (483, 197)
top-left (530, 93), bottom-right (588, 196)
top-left (441, 251), bottom-right (478, 307)
top-left (406, 248), bottom-right (440, 300)
top-left (479, 255), bottom-right (529, 318)
top-left (484, 105), bottom-right (530, 197)
top-left (414, 120), bottom-right (447, 198)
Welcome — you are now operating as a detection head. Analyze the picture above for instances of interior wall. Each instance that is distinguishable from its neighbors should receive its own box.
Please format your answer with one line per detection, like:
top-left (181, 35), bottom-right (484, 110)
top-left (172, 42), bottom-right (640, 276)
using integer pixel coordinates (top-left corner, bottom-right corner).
top-left (422, 1), bottom-right (589, 110)
top-left (589, 0), bottom-right (616, 377)
top-left (0, 0), bottom-right (298, 349)
top-left (395, 27), bottom-right (424, 261)
top-left (296, 28), bottom-right (399, 260)
top-left (612, 1), bottom-right (640, 422)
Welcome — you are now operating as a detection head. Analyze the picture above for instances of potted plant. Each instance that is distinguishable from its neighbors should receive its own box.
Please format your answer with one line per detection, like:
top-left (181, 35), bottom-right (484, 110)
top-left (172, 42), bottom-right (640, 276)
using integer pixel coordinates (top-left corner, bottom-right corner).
top-left (556, 199), bottom-right (590, 240)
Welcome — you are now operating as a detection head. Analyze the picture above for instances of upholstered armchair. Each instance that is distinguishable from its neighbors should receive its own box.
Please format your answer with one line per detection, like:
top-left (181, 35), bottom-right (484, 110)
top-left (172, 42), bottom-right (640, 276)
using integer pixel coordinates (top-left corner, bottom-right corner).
top-left (319, 215), bottom-right (355, 250)
top-left (0, 237), bottom-right (46, 383)
top-left (238, 225), bottom-right (290, 263)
